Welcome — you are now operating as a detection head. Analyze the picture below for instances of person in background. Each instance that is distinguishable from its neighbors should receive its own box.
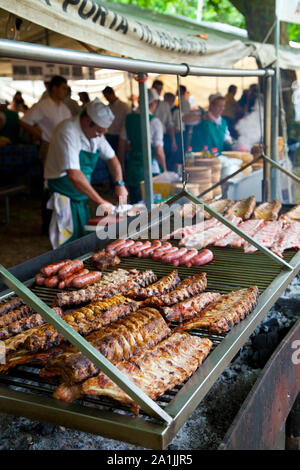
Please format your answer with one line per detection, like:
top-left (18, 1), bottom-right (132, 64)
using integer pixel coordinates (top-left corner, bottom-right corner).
top-left (39, 81), bottom-right (50, 101)
top-left (44, 98), bottom-right (128, 246)
top-left (191, 93), bottom-right (232, 155)
top-left (118, 88), bottom-right (167, 204)
top-left (223, 85), bottom-right (239, 139)
top-left (64, 86), bottom-right (81, 117)
top-left (21, 75), bottom-right (71, 235)
top-left (8, 91), bottom-right (27, 114)
top-left (0, 102), bottom-right (20, 144)
top-left (102, 86), bottom-right (130, 154)
top-left (79, 91), bottom-right (90, 108)
top-left (151, 81), bottom-right (177, 169)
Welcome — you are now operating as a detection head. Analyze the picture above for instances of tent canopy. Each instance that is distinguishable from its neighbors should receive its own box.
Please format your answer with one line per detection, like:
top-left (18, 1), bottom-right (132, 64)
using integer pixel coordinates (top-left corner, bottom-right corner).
top-left (0, 0), bottom-right (300, 74)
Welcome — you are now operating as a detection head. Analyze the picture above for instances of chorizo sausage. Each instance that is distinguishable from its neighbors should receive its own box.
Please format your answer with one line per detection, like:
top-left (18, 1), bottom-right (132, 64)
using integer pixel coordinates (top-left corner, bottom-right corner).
top-left (176, 249), bottom-right (198, 266)
top-left (160, 247), bottom-right (179, 263)
top-left (105, 239), bottom-right (126, 253)
top-left (35, 273), bottom-right (46, 286)
top-left (44, 275), bottom-right (59, 288)
top-left (128, 241), bottom-right (144, 255)
top-left (113, 240), bottom-right (135, 254)
top-left (58, 260), bottom-right (84, 280)
top-left (58, 269), bottom-right (90, 289)
top-left (71, 271), bottom-right (102, 288)
top-left (40, 259), bottom-right (71, 277)
top-left (189, 249), bottom-right (214, 267)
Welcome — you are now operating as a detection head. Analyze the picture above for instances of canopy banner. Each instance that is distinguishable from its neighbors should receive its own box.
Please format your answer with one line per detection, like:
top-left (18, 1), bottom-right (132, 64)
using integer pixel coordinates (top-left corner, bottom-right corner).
top-left (276, 0), bottom-right (300, 25)
top-left (0, 0), bottom-right (254, 67)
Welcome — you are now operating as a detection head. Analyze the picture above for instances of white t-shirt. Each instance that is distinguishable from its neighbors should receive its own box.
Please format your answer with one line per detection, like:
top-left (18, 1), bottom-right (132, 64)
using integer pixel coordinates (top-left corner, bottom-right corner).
top-left (22, 97), bottom-right (71, 143)
top-left (44, 115), bottom-right (115, 179)
top-left (155, 101), bottom-right (174, 133)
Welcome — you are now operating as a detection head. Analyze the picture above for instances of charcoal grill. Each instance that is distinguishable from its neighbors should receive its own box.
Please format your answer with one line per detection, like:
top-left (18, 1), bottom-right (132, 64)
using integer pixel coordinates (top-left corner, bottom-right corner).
top-left (0, 229), bottom-right (299, 449)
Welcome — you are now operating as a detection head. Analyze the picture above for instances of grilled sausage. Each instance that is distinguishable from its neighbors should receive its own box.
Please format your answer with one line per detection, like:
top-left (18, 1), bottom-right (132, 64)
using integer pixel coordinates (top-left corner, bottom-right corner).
top-left (58, 260), bottom-right (84, 280)
top-left (105, 239), bottom-right (126, 253)
top-left (189, 249), bottom-right (214, 267)
top-left (35, 273), bottom-right (46, 286)
top-left (160, 247), bottom-right (179, 263)
top-left (71, 271), bottom-right (102, 288)
top-left (44, 275), bottom-right (59, 288)
top-left (40, 259), bottom-right (71, 277)
top-left (151, 243), bottom-right (174, 261)
top-left (137, 242), bottom-right (154, 257)
top-left (128, 241), bottom-right (144, 255)
top-left (176, 249), bottom-right (198, 266)
top-left (58, 269), bottom-right (90, 289)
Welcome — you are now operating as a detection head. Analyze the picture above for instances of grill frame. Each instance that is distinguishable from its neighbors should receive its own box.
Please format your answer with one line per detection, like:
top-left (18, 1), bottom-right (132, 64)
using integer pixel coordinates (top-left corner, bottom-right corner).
top-left (0, 216), bottom-right (299, 449)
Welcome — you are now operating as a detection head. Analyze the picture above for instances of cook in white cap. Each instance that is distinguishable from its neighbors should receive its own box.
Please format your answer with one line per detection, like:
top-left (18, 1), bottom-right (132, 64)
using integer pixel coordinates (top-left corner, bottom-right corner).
top-left (44, 98), bottom-right (128, 245)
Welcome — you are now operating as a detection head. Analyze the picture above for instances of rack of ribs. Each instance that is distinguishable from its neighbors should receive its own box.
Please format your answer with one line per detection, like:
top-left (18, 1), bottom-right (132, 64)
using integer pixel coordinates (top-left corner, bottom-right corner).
top-left (162, 292), bottom-right (222, 322)
top-left (54, 333), bottom-right (212, 414)
top-left (55, 269), bottom-right (157, 307)
top-left (243, 221), bottom-right (283, 253)
top-left (129, 270), bottom-right (180, 299)
top-left (41, 308), bottom-right (171, 384)
top-left (271, 221), bottom-right (300, 257)
top-left (214, 219), bottom-right (264, 248)
top-left (0, 313), bottom-right (47, 340)
top-left (0, 305), bottom-right (34, 328)
top-left (143, 273), bottom-right (207, 307)
top-left (24, 295), bottom-right (140, 353)
top-left (176, 286), bottom-right (259, 334)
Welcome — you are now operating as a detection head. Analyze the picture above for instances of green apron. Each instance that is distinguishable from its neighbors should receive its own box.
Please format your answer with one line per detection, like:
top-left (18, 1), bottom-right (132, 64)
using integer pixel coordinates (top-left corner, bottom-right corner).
top-left (48, 149), bottom-right (99, 245)
top-left (191, 118), bottom-right (228, 154)
top-left (125, 113), bottom-right (155, 187)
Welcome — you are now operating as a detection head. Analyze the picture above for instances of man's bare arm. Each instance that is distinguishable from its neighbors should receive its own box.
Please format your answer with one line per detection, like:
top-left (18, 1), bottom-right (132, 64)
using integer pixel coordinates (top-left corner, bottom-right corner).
top-left (67, 169), bottom-right (111, 207)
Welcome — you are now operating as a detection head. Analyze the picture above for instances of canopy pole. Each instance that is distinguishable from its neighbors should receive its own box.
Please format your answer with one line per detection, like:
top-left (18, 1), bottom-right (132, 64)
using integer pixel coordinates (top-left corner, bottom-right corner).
top-left (270, 10), bottom-right (281, 200)
top-left (263, 74), bottom-right (272, 201)
top-left (138, 73), bottom-right (153, 211)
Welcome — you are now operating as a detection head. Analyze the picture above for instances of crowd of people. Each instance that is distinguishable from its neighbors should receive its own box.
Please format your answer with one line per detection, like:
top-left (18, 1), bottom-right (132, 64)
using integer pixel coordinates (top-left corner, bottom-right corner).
top-left (0, 75), bottom-right (263, 247)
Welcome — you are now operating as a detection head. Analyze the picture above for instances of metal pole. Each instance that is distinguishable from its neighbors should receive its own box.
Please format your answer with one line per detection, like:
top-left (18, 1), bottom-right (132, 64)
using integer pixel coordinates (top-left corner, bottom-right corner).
top-left (138, 73), bottom-right (153, 210)
top-left (263, 74), bottom-right (272, 201)
top-left (270, 12), bottom-right (280, 200)
top-left (0, 39), bottom-right (274, 78)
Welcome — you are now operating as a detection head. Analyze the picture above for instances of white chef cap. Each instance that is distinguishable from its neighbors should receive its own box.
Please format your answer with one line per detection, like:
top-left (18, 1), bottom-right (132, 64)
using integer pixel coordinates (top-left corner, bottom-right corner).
top-left (148, 88), bottom-right (160, 104)
top-left (86, 98), bottom-right (114, 128)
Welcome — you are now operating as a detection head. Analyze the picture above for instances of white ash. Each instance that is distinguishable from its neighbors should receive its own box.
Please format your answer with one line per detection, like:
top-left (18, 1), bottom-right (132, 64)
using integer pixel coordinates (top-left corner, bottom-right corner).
top-left (0, 276), bottom-right (299, 450)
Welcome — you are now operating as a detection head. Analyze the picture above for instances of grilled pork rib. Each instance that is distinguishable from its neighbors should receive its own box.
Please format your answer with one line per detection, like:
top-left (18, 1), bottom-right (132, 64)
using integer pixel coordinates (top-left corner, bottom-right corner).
top-left (163, 292), bottom-right (222, 322)
top-left (176, 286), bottom-right (259, 334)
top-left (129, 270), bottom-right (180, 299)
top-left (55, 269), bottom-right (157, 307)
top-left (0, 305), bottom-right (34, 328)
top-left (271, 221), bottom-right (300, 257)
top-left (54, 333), bottom-right (212, 414)
top-left (0, 313), bottom-right (47, 340)
top-left (41, 308), bottom-right (171, 384)
top-left (25, 295), bottom-right (140, 353)
top-left (0, 297), bottom-right (26, 317)
top-left (143, 273), bottom-right (207, 307)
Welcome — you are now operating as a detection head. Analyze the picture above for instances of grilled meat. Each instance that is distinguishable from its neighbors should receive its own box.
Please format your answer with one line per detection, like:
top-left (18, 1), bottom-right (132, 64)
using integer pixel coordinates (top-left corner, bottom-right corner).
top-left (176, 286), bottom-right (259, 334)
top-left (90, 250), bottom-right (121, 270)
top-left (253, 200), bottom-right (282, 221)
top-left (25, 295), bottom-right (140, 353)
top-left (243, 221), bottom-right (283, 253)
top-left (0, 347), bottom-right (65, 376)
top-left (55, 269), bottom-right (157, 307)
top-left (41, 308), bottom-right (171, 384)
top-left (225, 196), bottom-right (256, 220)
top-left (57, 333), bottom-right (213, 414)
top-left (0, 297), bottom-right (25, 316)
top-left (129, 270), bottom-right (180, 299)
top-left (0, 305), bottom-right (34, 328)
top-left (204, 199), bottom-right (234, 219)
top-left (0, 313), bottom-right (46, 340)
top-left (279, 205), bottom-right (300, 224)
top-left (163, 292), bottom-right (222, 322)
top-left (143, 273), bottom-right (207, 308)
top-left (214, 219), bottom-right (264, 248)
top-left (271, 221), bottom-right (300, 257)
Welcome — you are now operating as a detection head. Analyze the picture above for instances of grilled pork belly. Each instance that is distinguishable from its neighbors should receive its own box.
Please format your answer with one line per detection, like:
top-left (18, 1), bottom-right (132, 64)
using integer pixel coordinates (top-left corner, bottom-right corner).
top-left (41, 308), bottom-right (171, 384)
top-left (129, 270), bottom-right (180, 299)
top-left (0, 297), bottom-right (25, 316)
top-left (253, 200), bottom-right (282, 221)
top-left (55, 269), bottom-right (157, 307)
top-left (271, 221), bottom-right (300, 257)
top-left (25, 295), bottom-right (140, 353)
top-left (163, 292), bottom-right (222, 322)
top-left (176, 286), bottom-right (259, 334)
top-left (62, 333), bottom-right (212, 415)
top-left (0, 305), bottom-right (34, 328)
top-left (143, 273), bottom-right (207, 308)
